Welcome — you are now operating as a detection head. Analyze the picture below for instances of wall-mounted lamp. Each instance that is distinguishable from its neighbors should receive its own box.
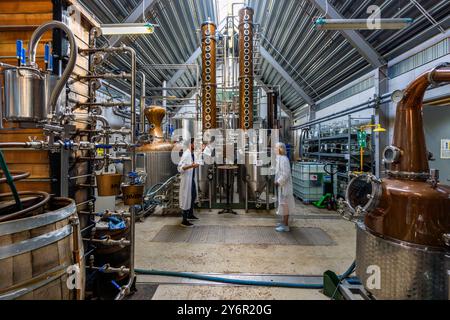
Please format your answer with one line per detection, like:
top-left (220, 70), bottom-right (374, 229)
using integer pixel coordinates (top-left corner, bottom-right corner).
top-left (314, 18), bottom-right (413, 30)
top-left (100, 23), bottom-right (158, 35)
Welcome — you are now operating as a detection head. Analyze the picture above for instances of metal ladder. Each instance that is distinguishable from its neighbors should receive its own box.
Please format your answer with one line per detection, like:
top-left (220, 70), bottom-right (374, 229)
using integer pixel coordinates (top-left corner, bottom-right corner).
top-left (253, 23), bottom-right (263, 81)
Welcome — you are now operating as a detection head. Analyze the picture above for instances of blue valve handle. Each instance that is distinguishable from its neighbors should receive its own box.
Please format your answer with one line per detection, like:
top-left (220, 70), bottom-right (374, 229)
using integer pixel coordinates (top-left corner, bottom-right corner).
top-left (21, 48), bottom-right (26, 66)
top-left (48, 54), bottom-right (53, 71)
top-left (111, 280), bottom-right (121, 291)
top-left (16, 40), bottom-right (23, 60)
top-left (44, 43), bottom-right (50, 63)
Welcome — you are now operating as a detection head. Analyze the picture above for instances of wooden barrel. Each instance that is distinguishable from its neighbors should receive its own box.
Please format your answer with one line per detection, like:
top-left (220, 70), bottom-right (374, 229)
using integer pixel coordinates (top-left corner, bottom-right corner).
top-left (0, 198), bottom-right (85, 300)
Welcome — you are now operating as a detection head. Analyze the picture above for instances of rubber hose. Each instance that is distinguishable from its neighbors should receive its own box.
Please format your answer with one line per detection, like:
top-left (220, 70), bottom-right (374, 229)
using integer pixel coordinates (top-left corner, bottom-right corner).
top-left (135, 261), bottom-right (356, 289)
top-left (0, 149), bottom-right (22, 210)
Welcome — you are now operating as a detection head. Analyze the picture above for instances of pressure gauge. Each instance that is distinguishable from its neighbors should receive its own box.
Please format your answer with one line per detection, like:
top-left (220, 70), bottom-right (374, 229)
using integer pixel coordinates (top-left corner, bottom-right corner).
top-left (391, 89), bottom-right (404, 103)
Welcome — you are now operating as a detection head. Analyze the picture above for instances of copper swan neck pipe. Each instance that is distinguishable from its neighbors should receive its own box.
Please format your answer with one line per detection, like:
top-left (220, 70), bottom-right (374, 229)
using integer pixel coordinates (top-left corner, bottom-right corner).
top-left (391, 67), bottom-right (450, 176)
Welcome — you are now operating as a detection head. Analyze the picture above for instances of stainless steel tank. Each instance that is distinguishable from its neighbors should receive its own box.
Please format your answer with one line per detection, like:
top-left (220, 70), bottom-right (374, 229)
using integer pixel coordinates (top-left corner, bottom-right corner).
top-left (240, 152), bottom-right (268, 201)
top-left (198, 164), bottom-right (215, 200)
top-left (45, 74), bottom-right (67, 117)
top-left (4, 68), bottom-right (46, 121)
top-left (135, 152), bottom-right (177, 190)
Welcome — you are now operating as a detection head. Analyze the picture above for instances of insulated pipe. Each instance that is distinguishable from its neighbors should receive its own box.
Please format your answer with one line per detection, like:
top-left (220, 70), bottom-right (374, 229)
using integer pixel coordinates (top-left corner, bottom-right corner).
top-left (28, 21), bottom-right (78, 114)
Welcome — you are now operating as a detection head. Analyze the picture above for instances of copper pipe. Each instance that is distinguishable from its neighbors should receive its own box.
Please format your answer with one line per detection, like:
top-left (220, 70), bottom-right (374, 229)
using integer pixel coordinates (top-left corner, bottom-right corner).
top-left (201, 20), bottom-right (217, 132)
top-left (239, 7), bottom-right (254, 130)
top-left (391, 68), bottom-right (450, 176)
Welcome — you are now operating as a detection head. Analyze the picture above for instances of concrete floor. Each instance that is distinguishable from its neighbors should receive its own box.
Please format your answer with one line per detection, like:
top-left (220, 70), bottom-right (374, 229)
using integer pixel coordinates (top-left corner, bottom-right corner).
top-left (134, 200), bottom-right (356, 300)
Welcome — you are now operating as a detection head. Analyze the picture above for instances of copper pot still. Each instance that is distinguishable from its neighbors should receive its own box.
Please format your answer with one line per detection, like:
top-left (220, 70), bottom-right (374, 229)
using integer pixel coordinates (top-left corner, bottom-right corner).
top-left (137, 106), bottom-right (173, 152)
top-left (201, 20), bottom-right (217, 132)
top-left (96, 173), bottom-right (123, 197)
top-left (359, 65), bottom-right (450, 248)
top-left (121, 184), bottom-right (144, 205)
top-left (238, 7), bottom-right (254, 130)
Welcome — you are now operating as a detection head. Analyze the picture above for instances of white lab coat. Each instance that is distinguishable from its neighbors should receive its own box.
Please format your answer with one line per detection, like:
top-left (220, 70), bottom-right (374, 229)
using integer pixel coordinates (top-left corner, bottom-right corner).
top-left (275, 155), bottom-right (296, 216)
top-left (178, 149), bottom-right (198, 211)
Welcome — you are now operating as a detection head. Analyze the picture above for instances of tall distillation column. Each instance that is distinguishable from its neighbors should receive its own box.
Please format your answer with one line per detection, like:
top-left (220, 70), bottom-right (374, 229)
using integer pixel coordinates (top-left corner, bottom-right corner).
top-left (238, 7), bottom-right (254, 130)
top-left (201, 20), bottom-right (217, 132)
top-left (199, 20), bottom-right (218, 206)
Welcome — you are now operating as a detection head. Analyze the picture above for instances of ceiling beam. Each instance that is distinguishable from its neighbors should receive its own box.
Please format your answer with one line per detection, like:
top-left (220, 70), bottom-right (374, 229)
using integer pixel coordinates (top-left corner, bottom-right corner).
top-left (108, 0), bottom-right (158, 47)
top-left (308, 0), bottom-right (385, 68)
top-left (166, 47), bottom-right (201, 87)
top-left (260, 47), bottom-right (315, 106)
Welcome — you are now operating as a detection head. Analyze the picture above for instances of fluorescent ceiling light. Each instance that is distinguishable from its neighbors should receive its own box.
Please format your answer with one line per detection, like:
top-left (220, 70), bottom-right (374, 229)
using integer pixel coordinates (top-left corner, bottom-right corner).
top-left (100, 23), bottom-right (157, 35)
top-left (314, 18), bottom-right (413, 30)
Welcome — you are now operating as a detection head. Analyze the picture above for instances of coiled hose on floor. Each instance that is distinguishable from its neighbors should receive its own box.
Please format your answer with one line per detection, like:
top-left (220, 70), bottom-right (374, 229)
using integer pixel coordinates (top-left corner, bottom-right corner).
top-left (135, 261), bottom-right (356, 289)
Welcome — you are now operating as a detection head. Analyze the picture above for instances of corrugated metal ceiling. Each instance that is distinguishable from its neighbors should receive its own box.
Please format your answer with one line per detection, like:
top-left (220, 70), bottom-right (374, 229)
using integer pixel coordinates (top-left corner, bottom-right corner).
top-left (78, 0), bottom-right (450, 112)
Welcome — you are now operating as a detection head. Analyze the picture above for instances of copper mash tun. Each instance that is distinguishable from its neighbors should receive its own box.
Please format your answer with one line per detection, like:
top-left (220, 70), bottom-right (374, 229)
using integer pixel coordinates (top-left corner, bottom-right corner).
top-left (343, 64), bottom-right (450, 299)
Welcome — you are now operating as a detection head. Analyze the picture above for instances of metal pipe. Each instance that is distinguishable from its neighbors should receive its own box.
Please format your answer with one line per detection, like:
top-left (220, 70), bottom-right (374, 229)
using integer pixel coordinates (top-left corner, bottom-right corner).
top-left (76, 73), bottom-right (132, 80)
top-left (140, 72), bottom-right (146, 134)
top-left (291, 94), bottom-right (391, 130)
top-left (74, 102), bottom-right (132, 108)
top-left (28, 21), bottom-right (77, 114)
top-left (0, 142), bottom-right (28, 148)
top-left (83, 237), bottom-right (130, 247)
top-left (69, 173), bottom-right (95, 181)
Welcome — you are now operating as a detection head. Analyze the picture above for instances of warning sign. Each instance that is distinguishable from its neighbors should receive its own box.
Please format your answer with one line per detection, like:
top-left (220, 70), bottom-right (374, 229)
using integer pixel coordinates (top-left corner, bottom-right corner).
top-left (441, 139), bottom-right (450, 159)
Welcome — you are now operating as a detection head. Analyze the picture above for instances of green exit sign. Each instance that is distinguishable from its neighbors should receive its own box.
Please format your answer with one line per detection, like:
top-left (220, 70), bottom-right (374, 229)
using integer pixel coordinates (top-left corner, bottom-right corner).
top-left (358, 131), bottom-right (367, 148)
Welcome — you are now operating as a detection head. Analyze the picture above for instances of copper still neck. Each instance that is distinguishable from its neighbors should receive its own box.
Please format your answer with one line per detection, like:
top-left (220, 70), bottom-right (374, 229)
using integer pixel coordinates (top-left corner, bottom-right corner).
top-left (137, 106), bottom-right (173, 152)
top-left (390, 68), bottom-right (450, 176)
top-left (145, 106), bottom-right (165, 139)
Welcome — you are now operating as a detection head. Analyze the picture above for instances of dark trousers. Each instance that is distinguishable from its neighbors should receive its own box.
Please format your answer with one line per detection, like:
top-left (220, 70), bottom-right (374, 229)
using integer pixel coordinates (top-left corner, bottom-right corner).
top-left (182, 181), bottom-right (197, 221)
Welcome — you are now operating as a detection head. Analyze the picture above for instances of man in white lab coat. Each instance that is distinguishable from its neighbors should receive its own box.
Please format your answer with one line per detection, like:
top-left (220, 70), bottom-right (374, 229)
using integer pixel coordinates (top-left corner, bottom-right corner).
top-left (178, 138), bottom-right (200, 227)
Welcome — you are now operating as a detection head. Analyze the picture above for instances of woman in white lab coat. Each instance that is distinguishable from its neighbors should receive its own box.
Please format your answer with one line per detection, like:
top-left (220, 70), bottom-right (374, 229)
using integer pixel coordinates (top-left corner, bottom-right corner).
top-left (178, 139), bottom-right (200, 227)
top-left (274, 142), bottom-right (296, 232)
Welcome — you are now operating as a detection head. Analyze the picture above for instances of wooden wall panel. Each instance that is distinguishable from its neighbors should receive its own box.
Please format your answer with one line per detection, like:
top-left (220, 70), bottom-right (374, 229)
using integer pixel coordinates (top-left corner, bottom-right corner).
top-left (0, 1), bottom-right (97, 205)
top-left (0, 0), bottom-right (54, 195)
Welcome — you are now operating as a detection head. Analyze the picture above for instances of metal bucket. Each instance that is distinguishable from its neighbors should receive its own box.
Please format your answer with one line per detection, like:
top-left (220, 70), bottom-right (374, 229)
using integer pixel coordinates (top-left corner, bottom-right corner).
top-left (96, 173), bottom-right (123, 197)
top-left (4, 68), bottom-right (46, 121)
top-left (122, 184), bottom-right (144, 205)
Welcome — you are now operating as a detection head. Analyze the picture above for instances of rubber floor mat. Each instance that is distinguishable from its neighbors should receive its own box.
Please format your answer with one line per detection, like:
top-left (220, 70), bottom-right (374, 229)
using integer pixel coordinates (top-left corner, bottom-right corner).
top-left (151, 225), bottom-right (336, 246)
